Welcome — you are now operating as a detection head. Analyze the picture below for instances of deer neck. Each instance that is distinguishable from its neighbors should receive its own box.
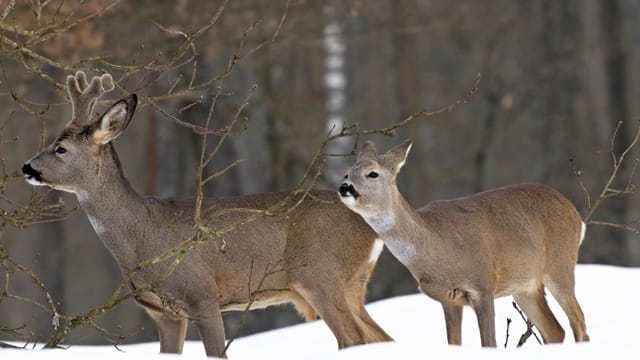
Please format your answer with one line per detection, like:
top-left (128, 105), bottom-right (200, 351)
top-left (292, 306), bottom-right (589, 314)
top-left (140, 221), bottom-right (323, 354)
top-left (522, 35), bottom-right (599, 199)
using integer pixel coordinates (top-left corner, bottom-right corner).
top-left (75, 145), bottom-right (145, 271)
top-left (364, 193), bottom-right (431, 267)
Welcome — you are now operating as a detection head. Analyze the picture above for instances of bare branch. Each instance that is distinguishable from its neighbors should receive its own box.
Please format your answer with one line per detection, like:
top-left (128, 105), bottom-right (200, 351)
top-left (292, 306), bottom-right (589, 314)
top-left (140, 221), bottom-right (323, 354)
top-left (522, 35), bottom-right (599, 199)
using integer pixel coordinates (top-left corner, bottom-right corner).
top-left (2, 1), bottom-right (478, 350)
top-left (202, 159), bottom-right (244, 186)
top-left (504, 318), bottom-right (512, 348)
top-left (578, 120), bottom-right (640, 225)
top-left (570, 158), bottom-right (592, 212)
top-left (587, 220), bottom-right (639, 234)
top-left (512, 301), bottom-right (542, 347)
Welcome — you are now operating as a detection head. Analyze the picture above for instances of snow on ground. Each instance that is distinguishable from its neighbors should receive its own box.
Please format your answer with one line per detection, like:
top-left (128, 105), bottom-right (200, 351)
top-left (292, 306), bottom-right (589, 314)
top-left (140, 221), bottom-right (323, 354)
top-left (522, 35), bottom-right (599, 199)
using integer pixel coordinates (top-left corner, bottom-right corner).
top-left (2, 265), bottom-right (639, 359)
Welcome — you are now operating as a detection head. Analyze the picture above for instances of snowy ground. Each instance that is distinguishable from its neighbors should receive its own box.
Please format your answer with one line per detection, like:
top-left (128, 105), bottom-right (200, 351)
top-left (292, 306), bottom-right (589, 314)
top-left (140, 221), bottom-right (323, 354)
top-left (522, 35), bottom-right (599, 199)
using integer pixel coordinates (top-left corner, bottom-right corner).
top-left (2, 265), bottom-right (638, 359)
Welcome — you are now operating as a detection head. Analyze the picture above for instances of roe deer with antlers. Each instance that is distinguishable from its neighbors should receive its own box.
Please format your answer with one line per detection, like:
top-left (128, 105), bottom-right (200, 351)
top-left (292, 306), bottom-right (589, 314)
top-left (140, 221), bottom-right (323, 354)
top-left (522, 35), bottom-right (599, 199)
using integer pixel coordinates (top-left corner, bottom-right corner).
top-left (22, 72), bottom-right (392, 357)
top-left (338, 139), bottom-right (589, 347)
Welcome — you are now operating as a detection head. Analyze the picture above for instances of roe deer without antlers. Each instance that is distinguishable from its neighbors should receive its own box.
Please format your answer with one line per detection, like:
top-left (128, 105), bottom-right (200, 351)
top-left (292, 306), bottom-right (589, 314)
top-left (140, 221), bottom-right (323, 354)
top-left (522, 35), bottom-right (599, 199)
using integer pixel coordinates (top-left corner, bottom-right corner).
top-left (338, 139), bottom-right (590, 347)
top-left (21, 72), bottom-right (392, 357)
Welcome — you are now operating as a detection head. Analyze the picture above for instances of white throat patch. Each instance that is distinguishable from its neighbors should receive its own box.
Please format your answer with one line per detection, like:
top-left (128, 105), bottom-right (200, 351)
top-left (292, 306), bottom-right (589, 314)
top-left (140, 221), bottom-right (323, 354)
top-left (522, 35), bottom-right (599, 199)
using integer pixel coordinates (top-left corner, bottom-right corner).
top-left (364, 211), bottom-right (396, 234)
top-left (384, 237), bottom-right (417, 266)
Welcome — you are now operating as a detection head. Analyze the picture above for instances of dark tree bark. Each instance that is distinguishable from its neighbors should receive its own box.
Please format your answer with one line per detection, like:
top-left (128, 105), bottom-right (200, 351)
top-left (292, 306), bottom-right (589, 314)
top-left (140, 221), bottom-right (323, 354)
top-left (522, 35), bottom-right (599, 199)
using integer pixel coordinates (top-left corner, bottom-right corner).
top-left (599, 0), bottom-right (634, 265)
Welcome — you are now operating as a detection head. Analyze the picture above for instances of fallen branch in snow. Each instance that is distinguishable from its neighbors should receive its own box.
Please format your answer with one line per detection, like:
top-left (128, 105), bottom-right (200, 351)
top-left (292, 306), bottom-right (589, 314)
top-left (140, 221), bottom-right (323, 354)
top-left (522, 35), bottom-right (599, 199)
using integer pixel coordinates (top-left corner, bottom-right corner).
top-left (504, 317), bottom-right (512, 348)
top-left (512, 301), bottom-right (541, 347)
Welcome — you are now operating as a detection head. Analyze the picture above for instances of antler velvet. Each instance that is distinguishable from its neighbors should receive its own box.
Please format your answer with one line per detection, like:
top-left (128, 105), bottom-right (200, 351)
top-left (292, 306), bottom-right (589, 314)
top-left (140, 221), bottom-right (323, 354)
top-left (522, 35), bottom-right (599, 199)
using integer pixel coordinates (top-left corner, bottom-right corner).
top-left (66, 71), bottom-right (115, 127)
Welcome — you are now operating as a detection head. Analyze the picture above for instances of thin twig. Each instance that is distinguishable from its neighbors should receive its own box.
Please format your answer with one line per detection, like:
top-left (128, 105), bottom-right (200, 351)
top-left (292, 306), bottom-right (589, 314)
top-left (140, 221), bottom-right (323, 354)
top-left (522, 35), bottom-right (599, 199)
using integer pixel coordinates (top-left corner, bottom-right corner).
top-left (512, 301), bottom-right (542, 347)
top-left (573, 120), bottom-right (640, 229)
top-left (504, 318), bottom-right (512, 348)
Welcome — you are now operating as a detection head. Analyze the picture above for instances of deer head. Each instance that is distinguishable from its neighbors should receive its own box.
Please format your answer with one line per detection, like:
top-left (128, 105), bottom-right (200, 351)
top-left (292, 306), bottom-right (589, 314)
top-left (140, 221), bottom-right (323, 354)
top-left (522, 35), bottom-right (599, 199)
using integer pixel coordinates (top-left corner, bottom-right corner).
top-left (22, 71), bottom-right (137, 195)
top-left (339, 139), bottom-right (412, 218)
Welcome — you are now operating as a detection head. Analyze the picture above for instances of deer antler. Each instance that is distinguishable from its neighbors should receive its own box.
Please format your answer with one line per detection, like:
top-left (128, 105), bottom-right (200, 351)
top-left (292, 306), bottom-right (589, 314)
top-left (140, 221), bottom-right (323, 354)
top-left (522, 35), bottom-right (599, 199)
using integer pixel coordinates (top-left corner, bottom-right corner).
top-left (66, 71), bottom-right (115, 127)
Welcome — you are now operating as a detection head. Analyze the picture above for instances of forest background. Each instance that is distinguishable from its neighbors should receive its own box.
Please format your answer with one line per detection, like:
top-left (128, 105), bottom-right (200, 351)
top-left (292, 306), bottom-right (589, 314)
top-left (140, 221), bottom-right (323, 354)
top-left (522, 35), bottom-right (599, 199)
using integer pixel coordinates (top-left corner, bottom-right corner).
top-left (2, 0), bottom-right (640, 346)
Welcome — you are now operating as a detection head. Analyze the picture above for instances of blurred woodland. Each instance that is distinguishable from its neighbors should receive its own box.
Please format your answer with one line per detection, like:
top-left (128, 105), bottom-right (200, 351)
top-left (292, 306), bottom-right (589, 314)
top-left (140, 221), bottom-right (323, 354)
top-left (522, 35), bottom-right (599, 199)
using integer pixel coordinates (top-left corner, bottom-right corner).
top-left (2, 0), bottom-right (640, 348)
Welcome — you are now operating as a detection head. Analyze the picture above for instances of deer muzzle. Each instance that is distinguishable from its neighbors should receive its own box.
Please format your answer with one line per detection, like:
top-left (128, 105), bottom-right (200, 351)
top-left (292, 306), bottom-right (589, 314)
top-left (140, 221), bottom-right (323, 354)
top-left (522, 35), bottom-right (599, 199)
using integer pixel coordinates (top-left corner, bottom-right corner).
top-left (22, 163), bottom-right (42, 183)
top-left (339, 183), bottom-right (359, 199)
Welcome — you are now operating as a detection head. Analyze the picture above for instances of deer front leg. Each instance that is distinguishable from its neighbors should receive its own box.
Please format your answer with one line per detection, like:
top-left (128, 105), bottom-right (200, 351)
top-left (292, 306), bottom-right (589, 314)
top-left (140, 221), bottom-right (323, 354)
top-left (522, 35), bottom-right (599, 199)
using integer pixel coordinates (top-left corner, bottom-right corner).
top-left (137, 297), bottom-right (188, 354)
top-left (419, 279), bottom-right (467, 346)
top-left (190, 300), bottom-right (227, 358)
top-left (469, 292), bottom-right (497, 347)
top-left (441, 303), bottom-right (463, 345)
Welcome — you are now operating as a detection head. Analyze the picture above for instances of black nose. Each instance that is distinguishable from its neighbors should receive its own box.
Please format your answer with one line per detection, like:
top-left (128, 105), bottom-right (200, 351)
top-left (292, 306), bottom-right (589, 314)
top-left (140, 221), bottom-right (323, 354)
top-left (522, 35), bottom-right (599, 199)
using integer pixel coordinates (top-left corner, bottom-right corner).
top-left (22, 163), bottom-right (41, 178)
top-left (339, 183), bottom-right (349, 197)
top-left (339, 183), bottom-right (354, 197)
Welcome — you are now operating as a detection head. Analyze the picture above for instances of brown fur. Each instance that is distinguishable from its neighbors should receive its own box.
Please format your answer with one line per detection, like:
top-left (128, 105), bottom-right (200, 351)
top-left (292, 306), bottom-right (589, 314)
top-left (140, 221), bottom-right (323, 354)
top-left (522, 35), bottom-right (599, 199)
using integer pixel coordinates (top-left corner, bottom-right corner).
top-left (22, 72), bottom-right (392, 358)
top-left (339, 139), bottom-right (589, 347)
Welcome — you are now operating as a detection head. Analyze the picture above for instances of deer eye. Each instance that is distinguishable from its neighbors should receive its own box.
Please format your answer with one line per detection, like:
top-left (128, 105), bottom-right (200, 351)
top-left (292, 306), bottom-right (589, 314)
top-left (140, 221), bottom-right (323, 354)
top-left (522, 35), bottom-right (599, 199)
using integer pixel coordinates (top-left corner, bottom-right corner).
top-left (55, 146), bottom-right (67, 154)
top-left (344, 174), bottom-right (348, 179)
top-left (367, 171), bottom-right (379, 179)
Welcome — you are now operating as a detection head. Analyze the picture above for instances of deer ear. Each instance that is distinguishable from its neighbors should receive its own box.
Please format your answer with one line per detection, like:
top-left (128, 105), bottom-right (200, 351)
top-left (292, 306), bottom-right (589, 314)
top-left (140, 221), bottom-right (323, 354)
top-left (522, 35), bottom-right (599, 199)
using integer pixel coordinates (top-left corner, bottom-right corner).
top-left (357, 140), bottom-right (378, 161)
top-left (379, 139), bottom-right (412, 173)
top-left (91, 94), bottom-right (137, 145)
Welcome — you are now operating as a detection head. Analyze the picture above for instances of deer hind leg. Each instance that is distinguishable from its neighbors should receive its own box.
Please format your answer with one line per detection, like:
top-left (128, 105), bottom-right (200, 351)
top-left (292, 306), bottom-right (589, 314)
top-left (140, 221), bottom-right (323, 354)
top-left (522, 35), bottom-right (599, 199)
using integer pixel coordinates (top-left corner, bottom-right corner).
top-left (291, 292), bottom-right (318, 321)
top-left (544, 275), bottom-right (589, 342)
top-left (469, 292), bottom-right (497, 347)
top-left (293, 283), bottom-right (366, 349)
top-left (513, 287), bottom-right (565, 343)
top-left (347, 298), bottom-right (394, 343)
top-left (441, 303), bottom-right (463, 345)
top-left (344, 264), bottom-right (393, 342)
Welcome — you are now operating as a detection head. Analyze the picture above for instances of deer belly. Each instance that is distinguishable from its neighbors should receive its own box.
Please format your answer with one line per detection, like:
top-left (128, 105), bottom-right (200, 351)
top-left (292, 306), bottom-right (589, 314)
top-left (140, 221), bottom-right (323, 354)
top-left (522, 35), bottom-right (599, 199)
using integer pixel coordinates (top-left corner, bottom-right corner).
top-left (494, 278), bottom-right (539, 298)
top-left (219, 290), bottom-right (294, 311)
